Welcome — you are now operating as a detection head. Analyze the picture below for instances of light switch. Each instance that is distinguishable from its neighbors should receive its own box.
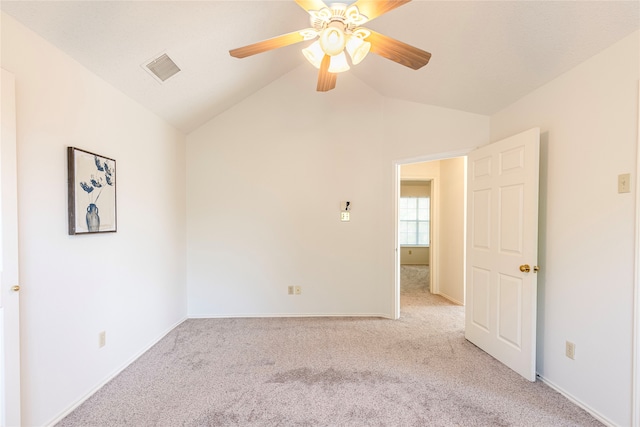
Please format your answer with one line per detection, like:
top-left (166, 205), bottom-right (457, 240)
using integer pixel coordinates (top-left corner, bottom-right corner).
top-left (618, 173), bottom-right (631, 193)
top-left (341, 212), bottom-right (350, 222)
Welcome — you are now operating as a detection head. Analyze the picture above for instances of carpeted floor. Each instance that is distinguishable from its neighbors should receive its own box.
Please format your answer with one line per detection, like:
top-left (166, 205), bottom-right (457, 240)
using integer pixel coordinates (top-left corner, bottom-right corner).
top-left (58, 266), bottom-right (602, 426)
top-left (400, 264), bottom-right (430, 294)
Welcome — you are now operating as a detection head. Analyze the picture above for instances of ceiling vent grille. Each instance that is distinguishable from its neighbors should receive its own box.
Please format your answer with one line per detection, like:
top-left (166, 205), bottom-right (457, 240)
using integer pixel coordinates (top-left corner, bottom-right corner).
top-left (144, 53), bottom-right (181, 82)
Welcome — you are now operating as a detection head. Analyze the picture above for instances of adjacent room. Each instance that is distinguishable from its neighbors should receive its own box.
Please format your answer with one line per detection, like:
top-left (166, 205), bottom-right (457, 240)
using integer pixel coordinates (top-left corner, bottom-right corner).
top-left (398, 158), bottom-right (466, 309)
top-left (1, 1), bottom-right (638, 426)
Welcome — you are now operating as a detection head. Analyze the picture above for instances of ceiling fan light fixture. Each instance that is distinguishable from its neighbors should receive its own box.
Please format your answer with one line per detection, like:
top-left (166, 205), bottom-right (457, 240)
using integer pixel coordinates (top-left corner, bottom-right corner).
top-left (302, 40), bottom-right (324, 69)
top-left (345, 5), bottom-right (368, 26)
top-left (346, 36), bottom-right (371, 65)
top-left (229, 0), bottom-right (431, 93)
top-left (319, 25), bottom-right (346, 56)
top-left (328, 51), bottom-right (350, 73)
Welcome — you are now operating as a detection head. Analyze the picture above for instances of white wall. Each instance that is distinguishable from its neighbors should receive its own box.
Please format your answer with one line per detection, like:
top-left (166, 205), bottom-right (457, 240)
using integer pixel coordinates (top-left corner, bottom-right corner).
top-left (186, 65), bottom-right (489, 318)
top-left (1, 13), bottom-right (188, 426)
top-left (490, 30), bottom-right (639, 426)
top-left (437, 157), bottom-right (465, 305)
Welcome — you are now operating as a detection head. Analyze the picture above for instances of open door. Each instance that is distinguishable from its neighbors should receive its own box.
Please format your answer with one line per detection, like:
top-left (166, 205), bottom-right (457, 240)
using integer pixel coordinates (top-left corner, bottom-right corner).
top-left (465, 128), bottom-right (540, 381)
top-left (1, 69), bottom-right (21, 426)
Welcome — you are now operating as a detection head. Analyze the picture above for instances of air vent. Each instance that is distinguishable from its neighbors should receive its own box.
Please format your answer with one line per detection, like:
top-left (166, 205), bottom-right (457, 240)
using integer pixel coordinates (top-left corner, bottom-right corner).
top-left (144, 53), bottom-right (180, 82)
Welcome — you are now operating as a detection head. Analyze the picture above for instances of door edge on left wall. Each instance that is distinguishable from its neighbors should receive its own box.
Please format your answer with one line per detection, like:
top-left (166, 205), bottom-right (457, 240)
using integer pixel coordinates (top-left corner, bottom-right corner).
top-left (1, 68), bottom-right (22, 427)
top-left (631, 82), bottom-right (640, 427)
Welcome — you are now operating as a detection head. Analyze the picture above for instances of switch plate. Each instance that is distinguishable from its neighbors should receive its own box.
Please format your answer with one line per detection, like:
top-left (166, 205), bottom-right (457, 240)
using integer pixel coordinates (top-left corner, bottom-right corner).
top-left (288, 286), bottom-right (294, 295)
top-left (341, 212), bottom-right (350, 222)
top-left (99, 331), bottom-right (106, 348)
top-left (618, 173), bottom-right (631, 193)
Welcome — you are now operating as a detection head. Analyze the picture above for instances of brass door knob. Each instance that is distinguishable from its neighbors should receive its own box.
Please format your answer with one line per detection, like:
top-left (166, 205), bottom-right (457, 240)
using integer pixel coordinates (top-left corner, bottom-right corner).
top-left (11, 285), bottom-right (20, 292)
top-left (519, 264), bottom-right (531, 273)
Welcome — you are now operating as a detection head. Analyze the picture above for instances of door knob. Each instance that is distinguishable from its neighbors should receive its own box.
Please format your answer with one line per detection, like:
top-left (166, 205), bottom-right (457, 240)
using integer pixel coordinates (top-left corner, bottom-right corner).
top-left (11, 285), bottom-right (20, 292)
top-left (519, 264), bottom-right (531, 273)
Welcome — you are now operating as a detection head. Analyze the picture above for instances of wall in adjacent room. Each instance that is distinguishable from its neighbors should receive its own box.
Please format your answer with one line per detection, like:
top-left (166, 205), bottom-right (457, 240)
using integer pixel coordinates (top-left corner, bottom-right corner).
top-left (436, 157), bottom-right (465, 305)
top-left (399, 247), bottom-right (429, 265)
top-left (186, 66), bottom-right (489, 318)
top-left (1, 13), bottom-right (187, 426)
top-left (400, 181), bottom-right (431, 198)
top-left (490, 30), bottom-right (639, 426)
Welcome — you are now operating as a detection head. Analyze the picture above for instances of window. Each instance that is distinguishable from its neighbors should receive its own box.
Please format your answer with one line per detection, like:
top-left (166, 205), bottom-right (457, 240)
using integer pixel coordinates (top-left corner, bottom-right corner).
top-left (399, 197), bottom-right (430, 246)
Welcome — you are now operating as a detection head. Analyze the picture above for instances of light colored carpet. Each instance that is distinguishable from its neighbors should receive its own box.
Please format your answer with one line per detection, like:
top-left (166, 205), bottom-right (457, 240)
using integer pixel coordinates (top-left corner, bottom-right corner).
top-left (57, 270), bottom-right (602, 426)
top-left (401, 264), bottom-right (430, 293)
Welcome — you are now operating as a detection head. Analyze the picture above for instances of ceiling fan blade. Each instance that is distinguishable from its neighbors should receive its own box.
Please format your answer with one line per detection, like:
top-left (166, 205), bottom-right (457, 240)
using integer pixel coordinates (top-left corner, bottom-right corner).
top-left (295, 0), bottom-right (329, 13)
top-left (229, 31), bottom-right (307, 58)
top-left (352, 0), bottom-right (411, 23)
top-left (317, 55), bottom-right (337, 92)
top-left (366, 29), bottom-right (431, 70)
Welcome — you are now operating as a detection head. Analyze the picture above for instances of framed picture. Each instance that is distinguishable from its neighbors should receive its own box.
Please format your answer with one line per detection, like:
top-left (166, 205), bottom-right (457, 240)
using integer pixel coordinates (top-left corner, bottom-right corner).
top-left (67, 147), bottom-right (117, 235)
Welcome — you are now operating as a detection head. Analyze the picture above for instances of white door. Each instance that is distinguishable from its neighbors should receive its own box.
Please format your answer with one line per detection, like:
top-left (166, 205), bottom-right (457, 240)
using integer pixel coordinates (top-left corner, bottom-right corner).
top-left (1, 69), bottom-right (21, 426)
top-left (465, 128), bottom-right (540, 382)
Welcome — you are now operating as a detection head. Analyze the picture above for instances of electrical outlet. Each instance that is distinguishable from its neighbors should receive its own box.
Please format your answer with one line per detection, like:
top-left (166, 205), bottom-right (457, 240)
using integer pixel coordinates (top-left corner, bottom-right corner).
top-left (99, 331), bottom-right (106, 348)
top-left (565, 341), bottom-right (575, 360)
top-left (294, 286), bottom-right (302, 295)
top-left (288, 286), bottom-right (294, 295)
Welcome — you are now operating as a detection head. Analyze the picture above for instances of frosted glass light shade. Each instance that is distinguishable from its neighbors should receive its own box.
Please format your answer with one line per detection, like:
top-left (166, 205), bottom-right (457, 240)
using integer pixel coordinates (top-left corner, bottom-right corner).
top-left (302, 41), bottom-right (324, 69)
top-left (328, 51), bottom-right (350, 73)
top-left (346, 36), bottom-right (371, 65)
top-left (319, 26), bottom-right (346, 56)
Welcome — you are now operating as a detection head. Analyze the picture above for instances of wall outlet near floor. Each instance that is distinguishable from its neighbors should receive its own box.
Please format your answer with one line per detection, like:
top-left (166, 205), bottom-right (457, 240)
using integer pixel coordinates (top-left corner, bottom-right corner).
top-left (99, 331), bottom-right (106, 348)
top-left (565, 341), bottom-right (575, 360)
top-left (288, 286), bottom-right (302, 295)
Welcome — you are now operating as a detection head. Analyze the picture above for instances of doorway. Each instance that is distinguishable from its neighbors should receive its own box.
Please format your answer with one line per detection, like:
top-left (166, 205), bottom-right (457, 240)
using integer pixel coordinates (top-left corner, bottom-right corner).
top-left (396, 129), bottom-right (541, 383)
top-left (396, 155), bottom-right (467, 317)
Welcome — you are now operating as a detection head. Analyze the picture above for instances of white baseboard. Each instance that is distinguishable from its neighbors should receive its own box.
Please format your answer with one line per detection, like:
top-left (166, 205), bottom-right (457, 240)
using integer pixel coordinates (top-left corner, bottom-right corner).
top-left (45, 316), bottom-right (187, 427)
top-left (435, 292), bottom-right (463, 306)
top-left (536, 374), bottom-right (617, 427)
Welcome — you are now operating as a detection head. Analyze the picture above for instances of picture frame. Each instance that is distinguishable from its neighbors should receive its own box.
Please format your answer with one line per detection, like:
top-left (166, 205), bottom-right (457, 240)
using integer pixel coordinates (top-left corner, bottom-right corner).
top-left (67, 147), bottom-right (117, 235)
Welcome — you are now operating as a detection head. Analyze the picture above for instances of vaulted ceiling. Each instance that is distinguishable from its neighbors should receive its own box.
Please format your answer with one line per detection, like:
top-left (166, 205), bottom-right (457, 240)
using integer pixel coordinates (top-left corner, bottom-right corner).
top-left (2, 1), bottom-right (638, 133)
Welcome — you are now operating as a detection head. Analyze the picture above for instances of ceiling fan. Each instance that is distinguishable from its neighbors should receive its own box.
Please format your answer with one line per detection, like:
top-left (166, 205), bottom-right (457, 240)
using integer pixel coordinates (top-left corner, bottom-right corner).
top-left (229, 0), bottom-right (431, 92)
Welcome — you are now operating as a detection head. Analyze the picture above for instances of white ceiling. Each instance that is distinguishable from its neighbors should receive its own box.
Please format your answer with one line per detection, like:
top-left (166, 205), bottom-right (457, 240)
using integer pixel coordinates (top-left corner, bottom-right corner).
top-left (2, 1), bottom-right (638, 133)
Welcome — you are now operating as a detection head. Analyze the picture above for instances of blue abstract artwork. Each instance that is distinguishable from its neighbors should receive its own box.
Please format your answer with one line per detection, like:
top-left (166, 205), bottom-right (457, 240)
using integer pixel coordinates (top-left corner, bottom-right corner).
top-left (67, 147), bottom-right (117, 235)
